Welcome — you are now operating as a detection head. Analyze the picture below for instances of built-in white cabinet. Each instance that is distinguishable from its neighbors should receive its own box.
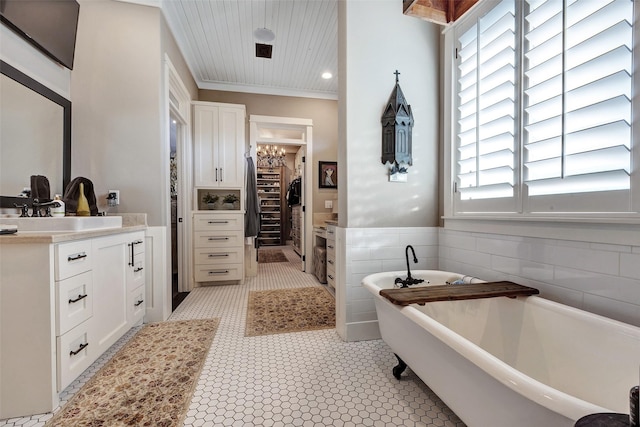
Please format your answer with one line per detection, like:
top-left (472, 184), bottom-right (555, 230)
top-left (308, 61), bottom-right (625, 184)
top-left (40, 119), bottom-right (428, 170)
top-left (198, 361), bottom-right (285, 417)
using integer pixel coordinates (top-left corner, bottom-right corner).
top-left (193, 212), bottom-right (244, 283)
top-left (0, 229), bottom-right (145, 419)
top-left (193, 102), bottom-right (246, 189)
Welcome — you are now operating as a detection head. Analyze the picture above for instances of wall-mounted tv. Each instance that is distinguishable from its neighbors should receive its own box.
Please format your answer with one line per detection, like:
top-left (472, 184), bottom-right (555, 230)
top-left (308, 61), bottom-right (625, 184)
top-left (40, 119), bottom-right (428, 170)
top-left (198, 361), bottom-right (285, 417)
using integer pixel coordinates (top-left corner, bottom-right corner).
top-left (0, 0), bottom-right (80, 70)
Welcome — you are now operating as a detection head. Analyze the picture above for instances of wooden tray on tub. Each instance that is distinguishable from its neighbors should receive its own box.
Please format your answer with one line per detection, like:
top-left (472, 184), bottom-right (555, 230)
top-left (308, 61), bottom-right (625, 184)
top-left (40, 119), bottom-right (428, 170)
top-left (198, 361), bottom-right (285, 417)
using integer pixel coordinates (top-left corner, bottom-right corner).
top-left (379, 281), bottom-right (539, 306)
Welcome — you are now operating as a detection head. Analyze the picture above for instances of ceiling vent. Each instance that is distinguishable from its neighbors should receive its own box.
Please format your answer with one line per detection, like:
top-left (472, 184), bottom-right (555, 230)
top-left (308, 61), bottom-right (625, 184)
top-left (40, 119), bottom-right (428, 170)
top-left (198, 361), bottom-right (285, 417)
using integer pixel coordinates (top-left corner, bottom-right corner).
top-left (255, 43), bottom-right (273, 59)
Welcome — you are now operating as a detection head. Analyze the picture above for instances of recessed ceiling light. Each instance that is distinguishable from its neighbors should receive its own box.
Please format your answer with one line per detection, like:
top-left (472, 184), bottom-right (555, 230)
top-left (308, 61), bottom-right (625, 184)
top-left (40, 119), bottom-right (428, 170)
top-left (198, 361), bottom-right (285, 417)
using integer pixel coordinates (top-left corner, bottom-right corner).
top-left (254, 27), bottom-right (275, 42)
top-left (322, 72), bottom-right (332, 79)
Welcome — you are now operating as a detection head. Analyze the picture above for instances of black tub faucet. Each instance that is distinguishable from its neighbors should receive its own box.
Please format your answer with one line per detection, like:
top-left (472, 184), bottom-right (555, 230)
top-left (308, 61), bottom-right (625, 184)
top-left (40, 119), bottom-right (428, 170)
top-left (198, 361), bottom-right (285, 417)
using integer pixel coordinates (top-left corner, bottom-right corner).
top-left (394, 245), bottom-right (425, 288)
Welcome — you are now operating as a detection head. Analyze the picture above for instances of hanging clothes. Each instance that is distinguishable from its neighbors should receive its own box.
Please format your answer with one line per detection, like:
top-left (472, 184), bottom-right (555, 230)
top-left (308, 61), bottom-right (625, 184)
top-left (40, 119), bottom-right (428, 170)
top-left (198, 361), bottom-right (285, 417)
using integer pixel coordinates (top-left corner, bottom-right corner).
top-left (245, 156), bottom-right (260, 237)
top-left (287, 177), bottom-right (301, 206)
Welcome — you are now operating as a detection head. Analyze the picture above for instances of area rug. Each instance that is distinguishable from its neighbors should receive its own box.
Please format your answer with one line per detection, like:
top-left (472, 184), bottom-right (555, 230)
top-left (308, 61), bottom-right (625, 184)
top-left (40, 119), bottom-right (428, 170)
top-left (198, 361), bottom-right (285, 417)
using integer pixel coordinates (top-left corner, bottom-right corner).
top-left (46, 318), bottom-right (220, 427)
top-left (258, 249), bottom-right (289, 263)
top-left (245, 287), bottom-right (335, 336)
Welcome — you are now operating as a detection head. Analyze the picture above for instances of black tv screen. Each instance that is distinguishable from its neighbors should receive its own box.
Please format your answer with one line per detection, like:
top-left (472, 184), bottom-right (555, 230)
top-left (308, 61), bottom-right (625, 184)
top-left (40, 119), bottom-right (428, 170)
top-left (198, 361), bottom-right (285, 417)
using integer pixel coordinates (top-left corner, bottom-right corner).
top-left (0, 0), bottom-right (80, 70)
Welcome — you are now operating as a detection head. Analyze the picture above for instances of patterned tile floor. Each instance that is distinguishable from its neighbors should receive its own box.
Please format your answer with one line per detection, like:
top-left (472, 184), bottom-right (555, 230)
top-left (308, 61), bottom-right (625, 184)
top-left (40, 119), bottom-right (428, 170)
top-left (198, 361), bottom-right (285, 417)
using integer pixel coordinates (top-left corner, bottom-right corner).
top-left (1, 245), bottom-right (465, 427)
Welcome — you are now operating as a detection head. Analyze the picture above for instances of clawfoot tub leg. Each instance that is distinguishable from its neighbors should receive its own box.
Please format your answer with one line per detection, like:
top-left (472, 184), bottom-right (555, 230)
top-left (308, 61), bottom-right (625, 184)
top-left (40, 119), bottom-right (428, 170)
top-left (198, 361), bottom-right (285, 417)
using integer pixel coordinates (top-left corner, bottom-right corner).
top-left (392, 354), bottom-right (407, 380)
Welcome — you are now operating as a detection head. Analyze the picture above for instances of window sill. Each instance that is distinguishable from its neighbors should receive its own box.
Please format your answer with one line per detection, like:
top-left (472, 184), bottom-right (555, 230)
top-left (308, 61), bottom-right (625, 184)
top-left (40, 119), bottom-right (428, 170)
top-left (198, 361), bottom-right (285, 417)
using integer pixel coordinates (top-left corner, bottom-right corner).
top-left (442, 215), bottom-right (640, 246)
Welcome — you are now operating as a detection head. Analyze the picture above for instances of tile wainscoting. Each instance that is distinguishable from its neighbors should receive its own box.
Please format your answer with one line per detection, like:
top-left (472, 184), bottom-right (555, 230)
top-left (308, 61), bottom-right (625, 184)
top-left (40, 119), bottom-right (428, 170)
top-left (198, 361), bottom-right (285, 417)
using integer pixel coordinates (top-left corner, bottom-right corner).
top-left (439, 228), bottom-right (640, 328)
top-left (335, 226), bottom-right (640, 341)
top-left (334, 227), bottom-right (439, 341)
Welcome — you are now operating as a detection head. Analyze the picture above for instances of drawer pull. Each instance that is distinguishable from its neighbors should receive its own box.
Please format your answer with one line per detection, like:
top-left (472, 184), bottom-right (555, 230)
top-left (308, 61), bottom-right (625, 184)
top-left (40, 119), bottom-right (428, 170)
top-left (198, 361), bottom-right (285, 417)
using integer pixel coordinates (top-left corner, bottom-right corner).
top-left (70, 342), bottom-right (88, 356)
top-left (208, 270), bottom-right (229, 275)
top-left (327, 260), bottom-right (334, 265)
top-left (134, 267), bottom-right (144, 272)
top-left (327, 245), bottom-right (334, 249)
top-left (328, 274), bottom-right (334, 280)
top-left (134, 299), bottom-right (144, 307)
top-left (68, 294), bottom-right (88, 304)
top-left (207, 220), bottom-right (229, 224)
top-left (208, 253), bottom-right (229, 258)
top-left (208, 237), bottom-right (229, 241)
top-left (67, 252), bottom-right (87, 262)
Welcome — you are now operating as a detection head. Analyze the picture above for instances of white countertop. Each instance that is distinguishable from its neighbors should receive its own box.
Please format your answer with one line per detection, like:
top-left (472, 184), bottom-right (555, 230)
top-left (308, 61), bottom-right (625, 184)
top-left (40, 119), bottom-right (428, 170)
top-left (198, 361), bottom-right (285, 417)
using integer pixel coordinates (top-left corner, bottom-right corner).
top-left (0, 224), bottom-right (147, 244)
top-left (0, 213), bottom-right (148, 244)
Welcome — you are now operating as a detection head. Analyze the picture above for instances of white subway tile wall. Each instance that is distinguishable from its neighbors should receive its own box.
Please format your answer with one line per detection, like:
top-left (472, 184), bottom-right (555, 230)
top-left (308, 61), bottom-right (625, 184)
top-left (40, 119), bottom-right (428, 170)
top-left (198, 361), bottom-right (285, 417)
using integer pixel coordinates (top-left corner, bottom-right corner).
top-left (340, 227), bottom-right (439, 340)
top-left (338, 226), bottom-right (639, 341)
top-left (439, 229), bottom-right (640, 328)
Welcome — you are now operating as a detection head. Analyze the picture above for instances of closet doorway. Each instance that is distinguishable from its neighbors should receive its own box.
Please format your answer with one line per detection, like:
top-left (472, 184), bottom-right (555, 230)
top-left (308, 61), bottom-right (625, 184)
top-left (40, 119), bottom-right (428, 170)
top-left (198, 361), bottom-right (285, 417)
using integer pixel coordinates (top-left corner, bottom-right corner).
top-left (249, 116), bottom-right (313, 275)
top-left (169, 113), bottom-right (188, 310)
top-left (166, 56), bottom-right (192, 311)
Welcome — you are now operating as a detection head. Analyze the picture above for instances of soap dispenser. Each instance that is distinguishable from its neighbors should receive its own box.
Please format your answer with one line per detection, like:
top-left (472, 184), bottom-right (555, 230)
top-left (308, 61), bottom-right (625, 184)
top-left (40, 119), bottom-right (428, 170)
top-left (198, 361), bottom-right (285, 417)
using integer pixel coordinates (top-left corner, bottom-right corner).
top-left (51, 194), bottom-right (65, 217)
top-left (76, 182), bottom-right (90, 216)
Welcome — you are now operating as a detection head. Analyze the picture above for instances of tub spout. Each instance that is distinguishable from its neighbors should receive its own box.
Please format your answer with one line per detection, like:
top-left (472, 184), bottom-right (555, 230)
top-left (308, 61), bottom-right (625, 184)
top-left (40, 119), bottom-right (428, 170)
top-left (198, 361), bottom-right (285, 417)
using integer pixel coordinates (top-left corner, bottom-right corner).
top-left (394, 245), bottom-right (425, 288)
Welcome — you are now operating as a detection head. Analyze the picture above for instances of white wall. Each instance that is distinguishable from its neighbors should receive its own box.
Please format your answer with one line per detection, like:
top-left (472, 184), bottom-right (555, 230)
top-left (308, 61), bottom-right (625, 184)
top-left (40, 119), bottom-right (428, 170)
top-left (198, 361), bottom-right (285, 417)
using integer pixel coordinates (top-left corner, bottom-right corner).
top-left (71, 0), bottom-right (163, 224)
top-left (339, 0), bottom-right (440, 228)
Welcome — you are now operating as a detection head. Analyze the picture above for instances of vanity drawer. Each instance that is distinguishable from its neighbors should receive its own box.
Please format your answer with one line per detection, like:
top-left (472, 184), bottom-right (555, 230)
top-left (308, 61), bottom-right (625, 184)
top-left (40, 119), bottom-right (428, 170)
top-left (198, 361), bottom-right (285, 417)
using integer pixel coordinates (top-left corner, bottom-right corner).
top-left (194, 247), bottom-right (243, 265)
top-left (129, 237), bottom-right (145, 256)
top-left (194, 230), bottom-right (244, 248)
top-left (57, 319), bottom-right (95, 392)
top-left (194, 263), bottom-right (243, 282)
top-left (56, 271), bottom-right (93, 336)
top-left (327, 269), bottom-right (336, 289)
top-left (55, 240), bottom-right (92, 280)
top-left (127, 258), bottom-right (145, 291)
top-left (326, 241), bottom-right (336, 259)
top-left (127, 285), bottom-right (145, 325)
top-left (193, 214), bottom-right (243, 231)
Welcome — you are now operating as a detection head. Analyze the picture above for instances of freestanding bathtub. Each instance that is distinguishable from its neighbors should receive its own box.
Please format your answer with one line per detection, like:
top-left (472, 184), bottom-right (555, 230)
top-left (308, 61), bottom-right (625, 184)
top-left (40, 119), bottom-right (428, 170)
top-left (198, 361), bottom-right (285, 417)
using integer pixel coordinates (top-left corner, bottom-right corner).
top-left (363, 270), bottom-right (640, 427)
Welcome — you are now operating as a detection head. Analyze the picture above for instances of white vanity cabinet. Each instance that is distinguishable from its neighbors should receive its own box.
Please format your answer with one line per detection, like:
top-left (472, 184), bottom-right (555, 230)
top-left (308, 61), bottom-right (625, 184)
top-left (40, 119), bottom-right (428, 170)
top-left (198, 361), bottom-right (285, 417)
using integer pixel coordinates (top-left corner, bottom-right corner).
top-left (193, 102), bottom-right (246, 189)
top-left (193, 212), bottom-right (244, 283)
top-left (0, 229), bottom-right (145, 419)
top-left (91, 232), bottom-right (145, 360)
top-left (326, 225), bottom-right (336, 290)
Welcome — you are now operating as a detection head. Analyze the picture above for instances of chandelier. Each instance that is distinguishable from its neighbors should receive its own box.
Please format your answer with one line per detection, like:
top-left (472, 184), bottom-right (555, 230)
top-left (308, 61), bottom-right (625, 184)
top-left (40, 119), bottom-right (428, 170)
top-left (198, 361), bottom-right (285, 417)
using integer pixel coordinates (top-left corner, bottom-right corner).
top-left (257, 144), bottom-right (286, 167)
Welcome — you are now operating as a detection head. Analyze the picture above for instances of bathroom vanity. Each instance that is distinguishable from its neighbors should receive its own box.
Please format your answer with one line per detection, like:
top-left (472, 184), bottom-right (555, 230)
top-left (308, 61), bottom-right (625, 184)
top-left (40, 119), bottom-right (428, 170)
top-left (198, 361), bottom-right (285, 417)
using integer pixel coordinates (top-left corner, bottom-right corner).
top-left (0, 225), bottom-right (146, 419)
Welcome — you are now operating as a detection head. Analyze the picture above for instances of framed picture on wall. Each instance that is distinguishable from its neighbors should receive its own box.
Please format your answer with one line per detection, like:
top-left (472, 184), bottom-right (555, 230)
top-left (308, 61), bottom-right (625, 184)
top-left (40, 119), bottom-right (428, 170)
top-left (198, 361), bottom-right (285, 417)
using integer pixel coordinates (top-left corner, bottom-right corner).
top-left (319, 161), bottom-right (337, 189)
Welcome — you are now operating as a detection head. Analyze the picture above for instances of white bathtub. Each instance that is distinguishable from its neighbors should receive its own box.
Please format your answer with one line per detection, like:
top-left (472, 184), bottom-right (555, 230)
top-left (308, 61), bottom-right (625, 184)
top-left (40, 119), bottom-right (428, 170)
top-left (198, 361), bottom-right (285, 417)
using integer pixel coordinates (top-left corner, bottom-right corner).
top-left (363, 270), bottom-right (640, 427)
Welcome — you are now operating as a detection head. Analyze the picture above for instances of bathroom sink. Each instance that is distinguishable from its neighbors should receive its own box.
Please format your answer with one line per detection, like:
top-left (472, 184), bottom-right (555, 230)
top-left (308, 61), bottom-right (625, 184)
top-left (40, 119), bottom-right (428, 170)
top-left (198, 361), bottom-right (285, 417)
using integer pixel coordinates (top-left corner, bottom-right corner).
top-left (1, 216), bottom-right (122, 232)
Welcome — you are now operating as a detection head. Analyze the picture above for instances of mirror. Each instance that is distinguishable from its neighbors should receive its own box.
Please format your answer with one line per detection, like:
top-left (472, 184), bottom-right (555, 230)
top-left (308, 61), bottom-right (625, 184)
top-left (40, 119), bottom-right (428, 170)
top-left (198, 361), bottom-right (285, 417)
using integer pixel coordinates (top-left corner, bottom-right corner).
top-left (0, 60), bottom-right (71, 202)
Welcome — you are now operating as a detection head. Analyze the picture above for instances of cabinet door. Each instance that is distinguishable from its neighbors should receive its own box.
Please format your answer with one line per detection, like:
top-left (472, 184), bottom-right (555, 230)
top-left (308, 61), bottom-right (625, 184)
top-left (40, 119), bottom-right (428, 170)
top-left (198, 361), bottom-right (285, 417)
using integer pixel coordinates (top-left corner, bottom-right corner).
top-left (91, 234), bottom-right (129, 355)
top-left (217, 106), bottom-right (245, 188)
top-left (193, 105), bottom-right (219, 187)
top-left (193, 103), bottom-right (245, 188)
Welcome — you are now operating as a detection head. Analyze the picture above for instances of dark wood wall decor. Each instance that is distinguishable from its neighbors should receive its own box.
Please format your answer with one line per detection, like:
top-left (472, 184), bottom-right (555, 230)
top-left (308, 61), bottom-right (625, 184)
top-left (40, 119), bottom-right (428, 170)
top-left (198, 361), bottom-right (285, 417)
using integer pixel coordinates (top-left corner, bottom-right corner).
top-left (403, 0), bottom-right (480, 25)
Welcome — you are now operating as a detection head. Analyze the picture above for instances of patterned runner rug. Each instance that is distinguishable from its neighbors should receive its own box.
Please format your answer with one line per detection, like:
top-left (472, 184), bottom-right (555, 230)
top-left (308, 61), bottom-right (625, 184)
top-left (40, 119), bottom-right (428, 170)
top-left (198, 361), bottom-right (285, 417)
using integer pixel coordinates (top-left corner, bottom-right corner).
top-left (245, 287), bottom-right (335, 336)
top-left (46, 319), bottom-right (219, 427)
top-left (258, 248), bottom-right (289, 263)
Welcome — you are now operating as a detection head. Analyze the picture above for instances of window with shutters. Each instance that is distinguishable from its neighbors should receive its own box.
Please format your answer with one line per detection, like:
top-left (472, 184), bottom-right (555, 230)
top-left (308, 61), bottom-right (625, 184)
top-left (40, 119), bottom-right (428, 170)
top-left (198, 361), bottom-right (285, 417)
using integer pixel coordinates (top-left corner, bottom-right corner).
top-left (452, 0), bottom-right (637, 216)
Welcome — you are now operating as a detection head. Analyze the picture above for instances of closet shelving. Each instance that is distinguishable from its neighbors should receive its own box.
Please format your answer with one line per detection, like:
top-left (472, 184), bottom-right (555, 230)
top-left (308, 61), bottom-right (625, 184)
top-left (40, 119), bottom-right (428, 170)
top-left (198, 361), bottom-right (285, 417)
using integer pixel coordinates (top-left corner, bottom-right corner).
top-left (257, 167), bottom-right (285, 246)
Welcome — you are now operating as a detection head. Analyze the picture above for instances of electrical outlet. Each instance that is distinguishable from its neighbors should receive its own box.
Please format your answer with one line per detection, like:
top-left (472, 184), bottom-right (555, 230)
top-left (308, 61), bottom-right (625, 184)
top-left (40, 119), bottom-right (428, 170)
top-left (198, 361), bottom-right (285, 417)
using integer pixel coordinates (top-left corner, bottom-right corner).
top-left (107, 190), bottom-right (120, 206)
top-left (325, 200), bottom-right (333, 209)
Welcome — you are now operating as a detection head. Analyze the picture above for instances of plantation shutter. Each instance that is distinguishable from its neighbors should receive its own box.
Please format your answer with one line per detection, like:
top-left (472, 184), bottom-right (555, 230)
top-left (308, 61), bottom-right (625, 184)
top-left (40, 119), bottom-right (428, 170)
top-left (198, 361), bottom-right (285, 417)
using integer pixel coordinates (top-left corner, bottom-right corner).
top-left (455, 0), bottom-right (517, 210)
top-left (523, 0), bottom-right (632, 206)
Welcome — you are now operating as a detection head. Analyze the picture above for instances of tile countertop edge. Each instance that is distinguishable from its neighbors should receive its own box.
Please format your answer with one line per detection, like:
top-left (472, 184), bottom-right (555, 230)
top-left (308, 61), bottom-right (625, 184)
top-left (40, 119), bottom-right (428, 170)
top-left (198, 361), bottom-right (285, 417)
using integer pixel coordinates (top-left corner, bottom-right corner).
top-left (0, 224), bottom-right (148, 244)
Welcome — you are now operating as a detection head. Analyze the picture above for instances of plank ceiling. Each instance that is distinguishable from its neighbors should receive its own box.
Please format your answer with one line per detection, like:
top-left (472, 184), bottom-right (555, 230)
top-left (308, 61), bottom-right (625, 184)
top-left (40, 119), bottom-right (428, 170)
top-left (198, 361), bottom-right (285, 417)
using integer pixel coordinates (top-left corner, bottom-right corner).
top-left (161, 0), bottom-right (338, 100)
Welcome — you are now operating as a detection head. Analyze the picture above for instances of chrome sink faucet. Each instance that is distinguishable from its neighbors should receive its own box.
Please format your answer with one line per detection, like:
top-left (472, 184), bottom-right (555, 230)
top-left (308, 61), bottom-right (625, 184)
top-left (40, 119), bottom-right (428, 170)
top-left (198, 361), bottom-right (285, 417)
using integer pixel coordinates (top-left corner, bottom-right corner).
top-left (394, 245), bottom-right (425, 288)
